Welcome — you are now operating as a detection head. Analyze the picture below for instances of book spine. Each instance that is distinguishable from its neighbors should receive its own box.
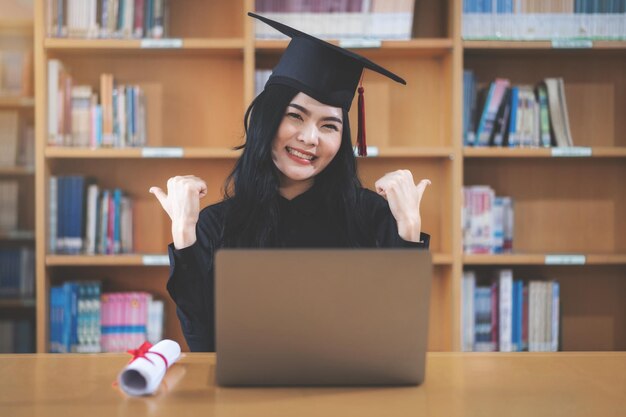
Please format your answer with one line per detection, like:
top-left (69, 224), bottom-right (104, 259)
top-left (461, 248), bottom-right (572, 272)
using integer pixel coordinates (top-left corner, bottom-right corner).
top-left (498, 269), bottom-right (513, 352)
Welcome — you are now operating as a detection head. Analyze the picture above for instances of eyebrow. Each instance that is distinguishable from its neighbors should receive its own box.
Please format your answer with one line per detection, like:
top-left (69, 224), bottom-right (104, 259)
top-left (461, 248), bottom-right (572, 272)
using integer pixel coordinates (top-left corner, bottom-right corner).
top-left (288, 103), bottom-right (343, 124)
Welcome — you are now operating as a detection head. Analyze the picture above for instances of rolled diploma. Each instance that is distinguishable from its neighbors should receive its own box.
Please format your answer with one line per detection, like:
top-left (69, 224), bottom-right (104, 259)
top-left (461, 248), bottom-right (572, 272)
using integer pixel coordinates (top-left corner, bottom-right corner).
top-left (118, 339), bottom-right (181, 396)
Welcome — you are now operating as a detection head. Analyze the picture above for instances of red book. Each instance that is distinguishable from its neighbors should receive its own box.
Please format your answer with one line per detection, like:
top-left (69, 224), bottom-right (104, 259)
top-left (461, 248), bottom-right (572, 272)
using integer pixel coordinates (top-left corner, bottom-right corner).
top-left (134, 0), bottom-right (145, 38)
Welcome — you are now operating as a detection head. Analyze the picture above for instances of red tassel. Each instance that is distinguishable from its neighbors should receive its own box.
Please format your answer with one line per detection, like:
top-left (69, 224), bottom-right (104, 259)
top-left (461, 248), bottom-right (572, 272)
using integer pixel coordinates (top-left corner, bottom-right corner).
top-left (357, 85), bottom-right (367, 157)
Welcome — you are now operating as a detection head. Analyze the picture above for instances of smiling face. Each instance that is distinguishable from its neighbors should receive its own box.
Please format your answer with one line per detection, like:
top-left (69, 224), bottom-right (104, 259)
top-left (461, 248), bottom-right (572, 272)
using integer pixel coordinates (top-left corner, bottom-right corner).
top-left (271, 92), bottom-right (343, 195)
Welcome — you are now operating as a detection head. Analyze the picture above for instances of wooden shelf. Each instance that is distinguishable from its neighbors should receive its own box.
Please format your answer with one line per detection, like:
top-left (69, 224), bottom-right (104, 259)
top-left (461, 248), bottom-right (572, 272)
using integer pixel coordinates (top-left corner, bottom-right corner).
top-left (47, 253), bottom-right (454, 267)
top-left (44, 37), bottom-right (245, 55)
top-left (373, 147), bottom-right (455, 158)
top-left (0, 166), bottom-right (35, 175)
top-left (45, 147), bottom-right (243, 159)
top-left (46, 254), bottom-right (167, 267)
top-left (464, 254), bottom-right (626, 265)
top-left (44, 146), bottom-right (456, 159)
top-left (31, 0), bottom-right (626, 353)
top-left (0, 96), bottom-right (35, 108)
top-left (0, 299), bottom-right (36, 308)
top-left (464, 147), bottom-right (626, 158)
top-left (0, 230), bottom-right (35, 241)
top-left (256, 38), bottom-right (454, 57)
top-left (464, 40), bottom-right (626, 51)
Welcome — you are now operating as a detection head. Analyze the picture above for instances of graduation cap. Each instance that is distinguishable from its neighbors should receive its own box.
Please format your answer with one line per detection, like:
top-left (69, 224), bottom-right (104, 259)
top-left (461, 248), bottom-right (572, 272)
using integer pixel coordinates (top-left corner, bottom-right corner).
top-left (249, 12), bottom-right (406, 156)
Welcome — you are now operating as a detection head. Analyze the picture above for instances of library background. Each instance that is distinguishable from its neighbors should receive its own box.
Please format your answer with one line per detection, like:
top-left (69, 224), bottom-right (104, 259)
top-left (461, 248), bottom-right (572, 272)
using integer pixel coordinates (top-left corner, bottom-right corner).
top-left (0, 0), bottom-right (624, 354)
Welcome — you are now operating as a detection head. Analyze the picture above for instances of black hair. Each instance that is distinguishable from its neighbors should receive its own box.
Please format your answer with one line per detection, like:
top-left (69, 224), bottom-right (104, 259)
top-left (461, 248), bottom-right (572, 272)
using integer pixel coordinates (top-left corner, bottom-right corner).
top-left (222, 84), bottom-right (366, 247)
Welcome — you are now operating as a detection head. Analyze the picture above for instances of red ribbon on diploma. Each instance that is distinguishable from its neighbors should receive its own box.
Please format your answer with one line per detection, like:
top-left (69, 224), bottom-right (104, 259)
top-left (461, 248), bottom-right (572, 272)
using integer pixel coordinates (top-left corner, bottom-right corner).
top-left (127, 341), bottom-right (169, 368)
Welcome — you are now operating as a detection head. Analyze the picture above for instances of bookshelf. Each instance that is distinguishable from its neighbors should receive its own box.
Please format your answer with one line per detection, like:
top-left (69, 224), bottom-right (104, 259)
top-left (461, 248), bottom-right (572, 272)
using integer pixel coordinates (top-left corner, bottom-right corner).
top-left (0, 11), bottom-right (35, 353)
top-left (461, 4), bottom-right (626, 352)
top-left (32, 0), bottom-right (625, 353)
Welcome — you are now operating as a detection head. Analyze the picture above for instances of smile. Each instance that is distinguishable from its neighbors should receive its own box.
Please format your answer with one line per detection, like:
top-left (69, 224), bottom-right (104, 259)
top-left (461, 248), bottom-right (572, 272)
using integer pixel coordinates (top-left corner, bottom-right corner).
top-left (286, 147), bottom-right (317, 161)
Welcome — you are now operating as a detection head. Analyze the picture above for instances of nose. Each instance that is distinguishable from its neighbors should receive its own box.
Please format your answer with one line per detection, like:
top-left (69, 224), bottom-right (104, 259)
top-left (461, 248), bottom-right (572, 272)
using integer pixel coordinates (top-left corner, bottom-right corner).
top-left (296, 122), bottom-right (319, 147)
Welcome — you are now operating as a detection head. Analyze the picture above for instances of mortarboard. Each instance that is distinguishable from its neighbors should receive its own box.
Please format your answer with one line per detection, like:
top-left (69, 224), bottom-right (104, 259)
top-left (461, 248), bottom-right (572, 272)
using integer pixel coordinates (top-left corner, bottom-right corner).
top-left (249, 12), bottom-right (407, 156)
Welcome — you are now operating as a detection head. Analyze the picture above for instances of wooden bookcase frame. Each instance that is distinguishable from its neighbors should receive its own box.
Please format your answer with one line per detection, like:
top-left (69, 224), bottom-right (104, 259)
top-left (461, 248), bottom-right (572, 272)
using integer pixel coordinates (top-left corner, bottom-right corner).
top-left (32, 0), bottom-right (625, 353)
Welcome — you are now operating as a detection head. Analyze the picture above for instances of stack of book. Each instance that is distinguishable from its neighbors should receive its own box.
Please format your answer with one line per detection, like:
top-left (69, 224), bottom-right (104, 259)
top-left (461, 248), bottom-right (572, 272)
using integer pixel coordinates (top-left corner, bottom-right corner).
top-left (47, 60), bottom-right (147, 148)
top-left (255, 0), bottom-right (415, 40)
top-left (49, 281), bottom-right (164, 353)
top-left (462, 269), bottom-right (560, 352)
top-left (49, 175), bottom-right (133, 255)
top-left (0, 49), bottom-right (32, 96)
top-left (0, 111), bottom-right (18, 167)
top-left (463, 185), bottom-right (514, 254)
top-left (0, 180), bottom-right (18, 232)
top-left (463, 0), bottom-right (626, 40)
top-left (464, 72), bottom-right (574, 148)
top-left (0, 248), bottom-right (35, 299)
top-left (47, 0), bottom-right (170, 39)
top-left (0, 110), bottom-right (33, 168)
top-left (0, 319), bottom-right (34, 353)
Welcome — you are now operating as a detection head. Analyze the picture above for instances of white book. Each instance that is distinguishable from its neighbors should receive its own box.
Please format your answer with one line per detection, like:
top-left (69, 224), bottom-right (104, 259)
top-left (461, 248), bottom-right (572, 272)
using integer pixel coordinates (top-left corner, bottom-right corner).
top-left (528, 281), bottom-right (538, 352)
top-left (71, 85), bottom-right (93, 146)
top-left (123, 0), bottom-right (135, 38)
top-left (557, 78), bottom-right (574, 146)
top-left (544, 281), bottom-right (553, 352)
top-left (492, 197), bottom-right (504, 254)
top-left (544, 78), bottom-right (569, 147)
top-left (498, 269), bottom-right (513, 352)
top-left (48, 60), bottom-right (61, 145)
top-left (482, 187), bottom-right (495, 253)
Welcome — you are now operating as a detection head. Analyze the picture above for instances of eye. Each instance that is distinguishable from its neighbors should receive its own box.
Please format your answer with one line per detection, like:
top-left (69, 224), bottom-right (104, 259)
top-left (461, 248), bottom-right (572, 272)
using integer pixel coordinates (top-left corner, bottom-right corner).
top-left (286, 112), bottom-right (303, 121)
top-left (322, 124), bottom-right (339, 132)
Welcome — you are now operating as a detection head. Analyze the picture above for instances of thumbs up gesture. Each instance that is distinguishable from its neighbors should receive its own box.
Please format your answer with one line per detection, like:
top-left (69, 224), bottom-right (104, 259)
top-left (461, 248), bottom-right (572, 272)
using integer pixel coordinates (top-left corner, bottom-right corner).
top-left (149, 175), bottom-right (207, 249)
top-left (374, 170), bottom-right (430, 242)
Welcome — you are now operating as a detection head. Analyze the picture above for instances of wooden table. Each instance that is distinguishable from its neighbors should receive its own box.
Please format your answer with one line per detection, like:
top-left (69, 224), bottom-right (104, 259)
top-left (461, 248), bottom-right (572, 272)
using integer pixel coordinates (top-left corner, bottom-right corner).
top-left (0, 352), bottom-right (624, 417)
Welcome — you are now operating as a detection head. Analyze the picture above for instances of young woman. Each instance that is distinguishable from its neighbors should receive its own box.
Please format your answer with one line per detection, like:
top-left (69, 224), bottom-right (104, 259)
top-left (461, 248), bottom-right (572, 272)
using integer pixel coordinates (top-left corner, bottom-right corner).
top-left (149, 14), bottom-right (431, 351)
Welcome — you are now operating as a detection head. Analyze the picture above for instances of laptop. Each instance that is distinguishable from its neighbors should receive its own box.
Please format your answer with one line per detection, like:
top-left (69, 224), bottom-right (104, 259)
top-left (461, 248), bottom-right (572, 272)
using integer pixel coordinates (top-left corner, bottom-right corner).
top-left (214, 249), bottom-right (432, 387)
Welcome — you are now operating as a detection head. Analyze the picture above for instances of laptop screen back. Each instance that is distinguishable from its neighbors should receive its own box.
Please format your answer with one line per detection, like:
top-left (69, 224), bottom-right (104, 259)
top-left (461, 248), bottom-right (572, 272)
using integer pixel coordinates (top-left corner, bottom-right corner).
top-left (215, 249), bottom-right (432, 386)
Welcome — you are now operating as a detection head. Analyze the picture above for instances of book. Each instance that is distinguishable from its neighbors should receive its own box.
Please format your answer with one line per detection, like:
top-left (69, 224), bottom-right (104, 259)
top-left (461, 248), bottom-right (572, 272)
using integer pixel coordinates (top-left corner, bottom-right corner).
top-left (461, 270), bottom-right (476, 352)
top-left (0, 111), bottom-right (19, 166)
top-left (543, 78), bottom-right (574, 147)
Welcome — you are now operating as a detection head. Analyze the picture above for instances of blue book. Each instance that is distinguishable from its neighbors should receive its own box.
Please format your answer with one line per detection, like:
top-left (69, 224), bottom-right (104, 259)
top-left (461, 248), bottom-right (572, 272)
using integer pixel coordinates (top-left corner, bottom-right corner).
top-left (126, 86), bottom-right (133, 145)
top-left (95, 105), bottom-right (103, 147)
top-left (476, 82), bottom-right (495, 146)
top-left (113, 189), bottom-right (123, 254)
top-left (118, 0), bottom-right (126, 31)
top-left (56, 177), bottom-right (64, 253)
top-left (68, 176), bottom-right (86, 254)
top-left (512, 280), bottom-right (523, 351)
top-left (50, 286), bottom-right (62, 352)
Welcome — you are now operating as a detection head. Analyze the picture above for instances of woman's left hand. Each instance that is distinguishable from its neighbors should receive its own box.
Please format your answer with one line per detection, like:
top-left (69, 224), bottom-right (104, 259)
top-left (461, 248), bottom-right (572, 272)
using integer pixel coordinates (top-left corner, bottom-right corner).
top-left (375, 170), bottom-right (431, 242)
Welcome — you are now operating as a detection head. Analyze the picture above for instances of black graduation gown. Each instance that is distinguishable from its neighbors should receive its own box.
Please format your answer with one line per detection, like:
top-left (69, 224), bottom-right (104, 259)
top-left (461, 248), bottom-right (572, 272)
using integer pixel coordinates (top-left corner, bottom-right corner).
top-left (166, 186), bottom-right (430, 352)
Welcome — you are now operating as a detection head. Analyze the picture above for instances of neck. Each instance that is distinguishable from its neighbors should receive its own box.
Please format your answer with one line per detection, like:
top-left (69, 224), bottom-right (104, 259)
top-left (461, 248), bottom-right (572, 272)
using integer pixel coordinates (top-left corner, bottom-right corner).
top-left (279, 175), bottom-right (314, 200)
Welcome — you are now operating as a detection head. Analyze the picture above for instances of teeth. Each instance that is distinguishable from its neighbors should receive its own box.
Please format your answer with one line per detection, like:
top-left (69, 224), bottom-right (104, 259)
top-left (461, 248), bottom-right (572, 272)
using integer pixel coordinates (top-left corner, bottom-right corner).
top-left (287, 147), bottom-right (314, 160)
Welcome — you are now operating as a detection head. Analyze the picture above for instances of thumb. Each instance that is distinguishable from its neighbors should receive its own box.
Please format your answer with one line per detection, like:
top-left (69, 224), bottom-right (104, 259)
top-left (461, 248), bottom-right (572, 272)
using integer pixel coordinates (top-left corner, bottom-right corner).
top-left (416, 179), bottom-right (431, 202)
top-left (149, 186), bottom-right (168, 208)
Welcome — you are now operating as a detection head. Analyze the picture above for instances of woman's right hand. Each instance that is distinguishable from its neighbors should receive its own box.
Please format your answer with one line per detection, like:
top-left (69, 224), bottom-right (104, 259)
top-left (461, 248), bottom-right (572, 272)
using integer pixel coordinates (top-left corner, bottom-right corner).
top-left (150, 175), bottom-right (207, 249)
